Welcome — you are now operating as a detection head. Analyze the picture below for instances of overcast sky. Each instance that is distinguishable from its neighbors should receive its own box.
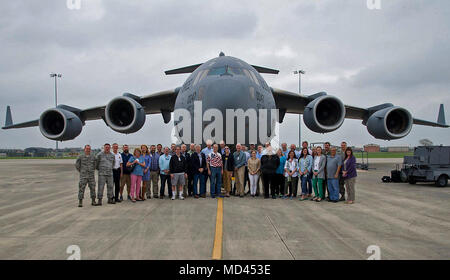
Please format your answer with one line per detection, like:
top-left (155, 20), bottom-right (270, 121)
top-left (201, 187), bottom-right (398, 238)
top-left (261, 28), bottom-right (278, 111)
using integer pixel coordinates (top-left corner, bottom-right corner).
top-left (0, 0), bottom-right (449, 149)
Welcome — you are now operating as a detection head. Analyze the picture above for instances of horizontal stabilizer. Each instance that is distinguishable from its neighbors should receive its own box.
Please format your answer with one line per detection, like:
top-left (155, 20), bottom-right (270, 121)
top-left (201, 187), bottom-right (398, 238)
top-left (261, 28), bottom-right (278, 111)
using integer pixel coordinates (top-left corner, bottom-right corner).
top-left (251, 65), bottom-right (279, 74)
top-left (165, 63), bottom-right (203, 75)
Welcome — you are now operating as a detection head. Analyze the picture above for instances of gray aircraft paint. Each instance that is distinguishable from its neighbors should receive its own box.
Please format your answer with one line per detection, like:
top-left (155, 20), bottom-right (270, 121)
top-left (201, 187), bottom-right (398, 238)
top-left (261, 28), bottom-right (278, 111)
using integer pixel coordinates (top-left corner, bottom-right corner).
top-left (173, 54), bottom-right (276, 145)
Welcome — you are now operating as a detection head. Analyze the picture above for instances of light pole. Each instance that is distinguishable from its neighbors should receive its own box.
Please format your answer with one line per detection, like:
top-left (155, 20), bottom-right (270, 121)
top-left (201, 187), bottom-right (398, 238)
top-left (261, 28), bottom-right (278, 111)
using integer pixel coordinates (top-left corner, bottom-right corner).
top-left (293, 70), bottom-right (305, 93)
top-left (50, 73), bottom-right (62, 152)
top-left (293, 70), bottom-right (305, 148)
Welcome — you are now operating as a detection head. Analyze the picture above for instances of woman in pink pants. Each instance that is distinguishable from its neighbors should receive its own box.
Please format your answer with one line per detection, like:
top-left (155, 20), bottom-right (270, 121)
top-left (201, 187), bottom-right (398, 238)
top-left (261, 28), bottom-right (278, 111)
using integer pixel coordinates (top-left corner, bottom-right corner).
top-left (126, 148), bottom-right (146, 202)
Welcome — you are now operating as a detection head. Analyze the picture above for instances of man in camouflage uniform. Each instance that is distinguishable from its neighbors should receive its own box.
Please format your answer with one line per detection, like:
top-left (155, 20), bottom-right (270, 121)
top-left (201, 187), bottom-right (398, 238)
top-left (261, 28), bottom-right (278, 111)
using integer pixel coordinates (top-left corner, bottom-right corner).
top-left (96, 143), bottom-right (115, 206)
top-left (76, 145), bottom-right (97, 207)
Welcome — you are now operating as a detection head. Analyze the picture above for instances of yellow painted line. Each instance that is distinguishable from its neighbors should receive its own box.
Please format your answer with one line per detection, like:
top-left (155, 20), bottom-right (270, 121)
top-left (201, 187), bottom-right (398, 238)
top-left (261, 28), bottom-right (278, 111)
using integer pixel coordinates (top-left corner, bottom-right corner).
top-left (212, 197), bottom-right (224, 260)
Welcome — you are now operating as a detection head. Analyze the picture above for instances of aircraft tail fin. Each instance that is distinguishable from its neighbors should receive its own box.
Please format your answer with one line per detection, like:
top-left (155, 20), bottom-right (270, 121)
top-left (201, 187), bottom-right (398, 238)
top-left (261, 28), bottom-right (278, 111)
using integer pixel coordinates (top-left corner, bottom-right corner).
top-left (413, 104), bottom-right (449, 128)
top-left (437, 104), bottom-right (446, 125)
top-left (2, 106), bottom-right (39, 129)
top-left (5, 106), bottom-right (12, 127)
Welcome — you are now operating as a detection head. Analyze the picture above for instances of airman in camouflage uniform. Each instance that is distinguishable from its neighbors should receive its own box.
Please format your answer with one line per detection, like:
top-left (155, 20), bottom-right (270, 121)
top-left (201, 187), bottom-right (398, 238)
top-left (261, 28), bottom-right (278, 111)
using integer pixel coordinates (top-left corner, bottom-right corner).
top-left (96, 143), bottom-right (115, 206)
top-left (76, 145), bottom-right (97, 207)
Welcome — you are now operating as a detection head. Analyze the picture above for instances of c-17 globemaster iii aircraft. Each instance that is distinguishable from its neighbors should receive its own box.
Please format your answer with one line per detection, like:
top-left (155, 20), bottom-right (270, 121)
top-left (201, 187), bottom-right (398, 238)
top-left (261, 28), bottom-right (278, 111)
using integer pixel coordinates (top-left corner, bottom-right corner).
top-left (2, 52), bottom-right (448, 145)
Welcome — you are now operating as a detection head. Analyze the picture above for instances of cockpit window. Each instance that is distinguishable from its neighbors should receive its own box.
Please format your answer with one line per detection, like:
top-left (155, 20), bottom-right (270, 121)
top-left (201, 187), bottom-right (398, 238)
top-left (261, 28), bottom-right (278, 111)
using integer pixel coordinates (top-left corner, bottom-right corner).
top-left (227, 67), bottom-right (243, 75)
top-left (207, 66), bottom-right (245, 76)
top-left (192, 70), bottom-right (203, 86)
top-left (193, 69), bottom-right (209, 86)
top-left (207, 66), bottom-right (227, 76)
top-left (249, 71), bottom-right (261, 86)
top-left (242, 69), bottom-right (253, 80)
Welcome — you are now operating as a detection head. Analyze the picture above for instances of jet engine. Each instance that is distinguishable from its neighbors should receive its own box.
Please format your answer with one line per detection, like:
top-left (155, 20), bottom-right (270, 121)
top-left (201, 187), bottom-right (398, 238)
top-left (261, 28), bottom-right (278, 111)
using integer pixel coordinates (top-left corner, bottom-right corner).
top-left (105, 96), bottom-right (146, 133)
top-left (303, 95), bottom-right (346, 133)
top-left (39, 108), bottom-right (83, 141)
top-left (366, 106), bottom-right (412, 140)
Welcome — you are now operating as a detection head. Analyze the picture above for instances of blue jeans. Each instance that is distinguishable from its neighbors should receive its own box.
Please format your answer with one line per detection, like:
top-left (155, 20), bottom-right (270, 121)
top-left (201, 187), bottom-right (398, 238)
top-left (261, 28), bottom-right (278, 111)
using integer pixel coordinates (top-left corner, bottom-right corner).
top-left (159, 174), bottom-right (172, 197)
top-left (210, 167), bottom-right (222, 197)
top-left (307, 173), bottom-right (313, 194)
top-left (301, 175), bottom-right (309, 195)
top-left (327, 178), bottom-right (339, 201)
top-left (193, 173), bottom-right (206, 195)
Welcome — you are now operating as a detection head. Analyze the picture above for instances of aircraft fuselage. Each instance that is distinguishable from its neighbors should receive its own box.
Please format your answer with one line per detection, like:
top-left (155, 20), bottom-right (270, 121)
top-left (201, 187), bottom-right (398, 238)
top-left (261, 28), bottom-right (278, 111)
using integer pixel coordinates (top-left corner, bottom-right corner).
top-left (174, 55), bottom-right (277, 145)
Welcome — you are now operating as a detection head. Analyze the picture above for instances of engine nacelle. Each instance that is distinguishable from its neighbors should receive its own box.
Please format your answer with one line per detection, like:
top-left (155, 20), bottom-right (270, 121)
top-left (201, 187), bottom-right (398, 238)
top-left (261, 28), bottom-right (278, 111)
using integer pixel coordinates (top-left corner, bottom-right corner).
top-left (39, 108), bottom-right (83, 141)
top-left (366, 106), bottom-right (412, 140)
top-left (303, 95), bottom-right (346, 133)
top-left (105, 96), bottom-right (146, 133)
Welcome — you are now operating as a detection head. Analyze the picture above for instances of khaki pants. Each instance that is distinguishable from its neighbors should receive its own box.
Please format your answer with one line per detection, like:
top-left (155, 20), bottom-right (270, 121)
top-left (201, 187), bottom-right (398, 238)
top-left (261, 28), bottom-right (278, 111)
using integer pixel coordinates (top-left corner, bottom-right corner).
top-left (149, 171), bottom-right (159, 197)
top-left (120, 174), bottom-right (131, 196)
top-left (344, 177), bottom-right (356, 201)
top-left (223, 170), bottom-right (232, 193)
top-left (235, 166), bottom-right (245, 196)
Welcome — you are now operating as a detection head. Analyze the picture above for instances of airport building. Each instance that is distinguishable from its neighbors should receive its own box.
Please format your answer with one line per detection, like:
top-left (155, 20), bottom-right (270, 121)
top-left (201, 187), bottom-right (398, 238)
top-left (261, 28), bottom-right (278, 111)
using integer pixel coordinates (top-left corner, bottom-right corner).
top-left (387, 146), bottom-right (411, 152)
top-left (364, 144), bottom-right (380, 153)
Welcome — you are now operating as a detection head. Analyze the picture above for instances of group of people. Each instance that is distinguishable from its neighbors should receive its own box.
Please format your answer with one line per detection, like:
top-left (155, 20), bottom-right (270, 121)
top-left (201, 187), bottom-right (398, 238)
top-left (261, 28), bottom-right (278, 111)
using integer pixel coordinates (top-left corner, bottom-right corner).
top-left (75, 140), bottom-right (357, 207)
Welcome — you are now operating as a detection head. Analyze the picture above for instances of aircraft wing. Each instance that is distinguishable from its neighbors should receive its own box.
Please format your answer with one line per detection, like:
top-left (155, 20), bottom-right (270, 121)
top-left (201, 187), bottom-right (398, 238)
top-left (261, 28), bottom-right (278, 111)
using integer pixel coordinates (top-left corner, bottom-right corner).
top-left (271, 87), bottom-right (371, 120)
top-left (2, 118), bottom-right (39, 129)
top-left (139, 88), bottom-right (179, 114)
top-left (2, 88), bottom-right (180, 129)
top-left (271, 87), bottom-right (448, 128)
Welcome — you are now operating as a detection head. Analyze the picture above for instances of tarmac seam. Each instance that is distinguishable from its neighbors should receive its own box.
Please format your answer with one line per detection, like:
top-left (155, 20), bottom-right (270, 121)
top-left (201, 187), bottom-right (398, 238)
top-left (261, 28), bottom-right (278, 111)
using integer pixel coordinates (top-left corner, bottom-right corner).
top-left (266, 215), bottom-right (295, 260)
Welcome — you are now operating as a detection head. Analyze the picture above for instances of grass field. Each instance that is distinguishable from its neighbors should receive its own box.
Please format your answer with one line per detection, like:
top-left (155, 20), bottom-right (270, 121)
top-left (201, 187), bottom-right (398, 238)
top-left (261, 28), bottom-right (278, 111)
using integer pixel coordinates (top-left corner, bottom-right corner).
top-left (0, 157), bottom-right (78, 160)
top-left (354, 152), bottom-right (413, 158)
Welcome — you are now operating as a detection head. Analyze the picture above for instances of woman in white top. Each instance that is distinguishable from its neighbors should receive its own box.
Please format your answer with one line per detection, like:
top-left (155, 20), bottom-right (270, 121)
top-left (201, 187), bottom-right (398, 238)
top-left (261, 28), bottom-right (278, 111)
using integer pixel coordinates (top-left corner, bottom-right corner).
top-left (283, 150), bottom-right (299, 199)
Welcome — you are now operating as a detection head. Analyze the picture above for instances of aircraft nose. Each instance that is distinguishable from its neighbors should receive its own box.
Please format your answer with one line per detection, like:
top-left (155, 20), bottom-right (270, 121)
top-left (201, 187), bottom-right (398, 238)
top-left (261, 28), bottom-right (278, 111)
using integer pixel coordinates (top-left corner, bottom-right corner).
top-left (199, 78), bottom-right (251, 112)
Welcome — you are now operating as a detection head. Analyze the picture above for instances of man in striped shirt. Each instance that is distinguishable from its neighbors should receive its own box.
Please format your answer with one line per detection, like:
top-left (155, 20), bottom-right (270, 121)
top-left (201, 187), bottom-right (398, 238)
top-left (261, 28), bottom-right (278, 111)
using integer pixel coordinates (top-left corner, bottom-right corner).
top-left (207, 144), bottom-right (223, 198)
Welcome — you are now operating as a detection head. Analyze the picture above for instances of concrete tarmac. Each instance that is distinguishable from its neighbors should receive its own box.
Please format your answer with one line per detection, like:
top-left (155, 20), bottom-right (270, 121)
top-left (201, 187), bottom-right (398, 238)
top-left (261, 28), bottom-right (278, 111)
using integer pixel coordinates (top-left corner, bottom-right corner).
top-left (0, 159), bottom-right (448, 260)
